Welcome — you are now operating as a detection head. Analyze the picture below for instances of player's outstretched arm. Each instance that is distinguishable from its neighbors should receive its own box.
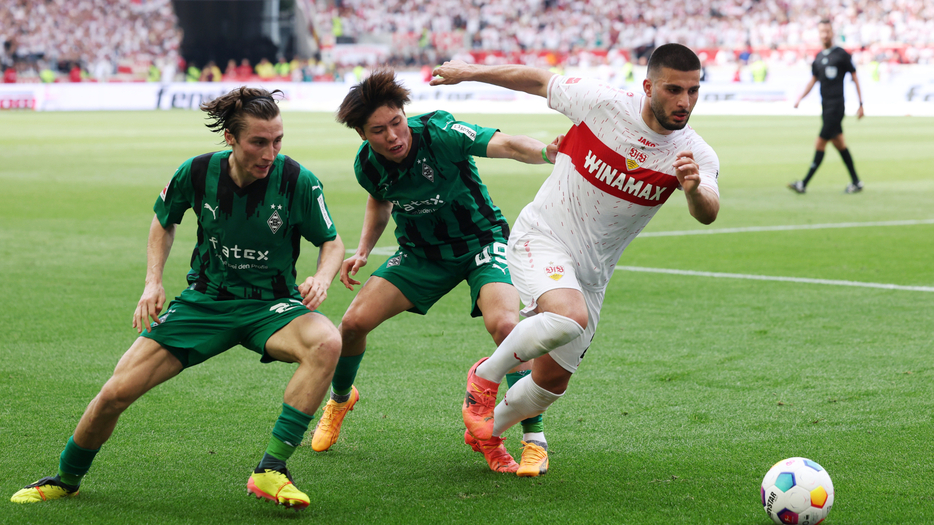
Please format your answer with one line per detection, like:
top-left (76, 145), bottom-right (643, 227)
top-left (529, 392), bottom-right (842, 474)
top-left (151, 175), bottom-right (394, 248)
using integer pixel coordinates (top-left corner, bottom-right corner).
top-left (300, 233), bottom-right (345, 310)
top-left (673, 151), bottom-right (719, 225)
top-left (485, 132), bottom-right (555, 164)
top-left (794, 76), bottom-right (818, 108)
top-left (430, 60), bottom-right (554, 98)
top-left (340, 196), bottom-right (393, 291)
top-left (133, 215), bottom-right (176, 333)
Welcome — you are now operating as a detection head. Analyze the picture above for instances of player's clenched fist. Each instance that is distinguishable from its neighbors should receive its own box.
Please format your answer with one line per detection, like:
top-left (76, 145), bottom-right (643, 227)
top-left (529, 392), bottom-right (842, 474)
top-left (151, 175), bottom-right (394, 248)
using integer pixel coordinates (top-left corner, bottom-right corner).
top-left (673, 150), bottom-right (701, 193)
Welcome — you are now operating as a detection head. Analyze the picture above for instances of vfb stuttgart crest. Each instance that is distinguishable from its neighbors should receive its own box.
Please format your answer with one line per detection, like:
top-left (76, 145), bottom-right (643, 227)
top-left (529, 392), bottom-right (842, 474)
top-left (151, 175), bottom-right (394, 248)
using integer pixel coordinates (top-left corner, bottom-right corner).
top-left (545, 263), bottom-right (565, 281)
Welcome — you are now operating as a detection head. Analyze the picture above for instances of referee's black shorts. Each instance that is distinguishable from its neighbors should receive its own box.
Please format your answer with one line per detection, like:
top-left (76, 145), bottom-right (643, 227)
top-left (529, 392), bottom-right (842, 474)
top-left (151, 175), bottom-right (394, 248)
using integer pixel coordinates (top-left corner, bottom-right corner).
top-left (819, 99), bottom-right (845, 140)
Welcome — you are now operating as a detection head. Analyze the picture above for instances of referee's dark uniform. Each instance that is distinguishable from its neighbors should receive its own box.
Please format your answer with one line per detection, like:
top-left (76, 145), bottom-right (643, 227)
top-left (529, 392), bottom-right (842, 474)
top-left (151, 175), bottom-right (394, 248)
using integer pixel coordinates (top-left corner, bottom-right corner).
top-left (813, 47), bottom-right (855, 140)
top-left (789, 43), bottom-right (864, 194)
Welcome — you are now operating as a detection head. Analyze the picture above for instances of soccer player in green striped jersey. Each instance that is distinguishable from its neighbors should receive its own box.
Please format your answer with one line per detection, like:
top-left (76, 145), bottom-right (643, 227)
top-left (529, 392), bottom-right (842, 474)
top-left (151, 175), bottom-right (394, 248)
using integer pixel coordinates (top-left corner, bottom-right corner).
top-left (310, 68), bottom-right (558, 476)
top-left (11, 87), bottom-right (344, 509)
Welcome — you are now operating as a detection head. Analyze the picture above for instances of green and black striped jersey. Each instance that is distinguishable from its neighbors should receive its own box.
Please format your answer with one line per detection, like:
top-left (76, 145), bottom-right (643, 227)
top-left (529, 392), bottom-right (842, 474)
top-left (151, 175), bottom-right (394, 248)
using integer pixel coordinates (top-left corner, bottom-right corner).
top-left (155, 150), bottom-right (337, 301)
top-left (354, 110), bottom-right (508, 260)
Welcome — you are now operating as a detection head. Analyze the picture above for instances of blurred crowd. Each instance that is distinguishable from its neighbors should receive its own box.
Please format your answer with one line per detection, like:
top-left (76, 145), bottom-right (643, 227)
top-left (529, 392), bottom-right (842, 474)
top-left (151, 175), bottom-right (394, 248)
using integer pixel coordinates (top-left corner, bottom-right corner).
top-left (3, 0), bottom-right (933, 84)
top-left (317, 0), bottom-right (934, 64)
top-left (1, 0), bottom-right (182, 82)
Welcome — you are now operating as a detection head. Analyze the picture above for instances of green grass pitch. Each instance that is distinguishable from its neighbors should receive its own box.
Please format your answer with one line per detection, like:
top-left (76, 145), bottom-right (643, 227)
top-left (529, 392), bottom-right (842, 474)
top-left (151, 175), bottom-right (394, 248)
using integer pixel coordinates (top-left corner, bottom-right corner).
top-left (1, 109), bottom-right (932, 524)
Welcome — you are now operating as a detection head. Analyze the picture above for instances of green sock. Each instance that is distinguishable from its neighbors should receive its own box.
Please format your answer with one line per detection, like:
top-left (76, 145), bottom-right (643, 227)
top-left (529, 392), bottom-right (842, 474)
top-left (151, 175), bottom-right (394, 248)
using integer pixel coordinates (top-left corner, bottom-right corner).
top-left (265, 403), bottom-right (314, 462)
top-left (506, 371), bottom-right (545, 434)
top-left (331, 353), bottom-right (365, 396)
top-left (58, 435), bottom-right (99, 486)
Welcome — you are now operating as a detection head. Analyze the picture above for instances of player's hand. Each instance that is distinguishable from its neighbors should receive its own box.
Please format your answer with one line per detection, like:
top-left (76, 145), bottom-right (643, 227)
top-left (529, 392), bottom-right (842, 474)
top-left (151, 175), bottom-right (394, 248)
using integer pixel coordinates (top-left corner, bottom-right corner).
top-left (545, 134), bottom-right (565, 163)
top-left (793, 99), bottom-right (800, 109)
top-left (340, 253), bottom-right (368, 291)
top-left (673, 150), bottom-right (701, 194)
top-left (299, 276), bottom-right (328, 310)
top-left (856, 105), bottom-right (864, 120)
top-left (430, 60), bottom-right (473, 86)
top-left (133, 281), bottom-right (165, 334)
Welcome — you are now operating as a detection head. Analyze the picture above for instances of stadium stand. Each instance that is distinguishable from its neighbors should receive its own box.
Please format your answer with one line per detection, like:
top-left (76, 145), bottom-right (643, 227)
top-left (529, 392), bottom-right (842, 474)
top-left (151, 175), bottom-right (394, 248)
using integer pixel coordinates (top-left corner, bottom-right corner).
top-left (1, 0), bottom-right (182, 82)
top-left (313, 0), bottom-right (934, 66)
top-left (2, 0), bottom-right (933, 82)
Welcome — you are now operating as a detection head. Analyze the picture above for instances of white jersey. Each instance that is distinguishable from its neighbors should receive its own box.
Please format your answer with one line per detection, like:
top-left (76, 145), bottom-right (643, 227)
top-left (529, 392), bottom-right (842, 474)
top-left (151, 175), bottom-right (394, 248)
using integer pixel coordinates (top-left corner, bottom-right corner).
top-left (512, 74), bottom-right (720, 290)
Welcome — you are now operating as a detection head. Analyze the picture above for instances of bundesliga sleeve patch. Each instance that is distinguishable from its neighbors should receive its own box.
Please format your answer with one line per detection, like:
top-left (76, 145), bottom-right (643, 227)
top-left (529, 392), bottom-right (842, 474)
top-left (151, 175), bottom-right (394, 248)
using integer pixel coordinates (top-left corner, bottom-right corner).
top-left (317, 195), bottom-right (332, 228)
top-left (159, 181), bottom-right (170, 201)
top-left (451, 123), bottom-right (476, 141)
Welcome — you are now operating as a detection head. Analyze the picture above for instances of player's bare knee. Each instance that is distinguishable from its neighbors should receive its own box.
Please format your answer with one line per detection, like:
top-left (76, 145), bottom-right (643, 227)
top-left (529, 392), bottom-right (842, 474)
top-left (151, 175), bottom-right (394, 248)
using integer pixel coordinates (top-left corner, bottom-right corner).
top-left (339, 308), bottom-right (374, 343)
top-left (296, 324), bottom-right (341, 367)
top-left (317, 327), bottom-right (342, 365)
top-left (562, 309), bottom-right (588, 332)
top-left (488, 316), bottom-right (517, 346)
top-left (95, 383), bottom-right (136, 416)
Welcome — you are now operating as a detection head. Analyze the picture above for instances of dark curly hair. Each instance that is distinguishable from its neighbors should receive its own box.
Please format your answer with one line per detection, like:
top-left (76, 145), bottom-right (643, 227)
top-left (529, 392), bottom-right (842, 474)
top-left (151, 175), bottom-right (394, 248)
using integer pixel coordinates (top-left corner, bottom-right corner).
top-left (336, 68), bottom-right (411, 130)
top-left (201, 87), bottom-right (283, 141)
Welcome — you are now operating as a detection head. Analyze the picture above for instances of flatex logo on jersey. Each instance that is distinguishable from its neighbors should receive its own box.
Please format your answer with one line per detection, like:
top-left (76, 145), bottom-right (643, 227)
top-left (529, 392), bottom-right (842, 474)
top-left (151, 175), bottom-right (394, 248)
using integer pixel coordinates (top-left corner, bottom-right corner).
top-left (391, 194), bottom-right (444, 214)
top-left (208, 237), bottom-right (270, 271)
top-left (559, 124), bottom-right (679, 207)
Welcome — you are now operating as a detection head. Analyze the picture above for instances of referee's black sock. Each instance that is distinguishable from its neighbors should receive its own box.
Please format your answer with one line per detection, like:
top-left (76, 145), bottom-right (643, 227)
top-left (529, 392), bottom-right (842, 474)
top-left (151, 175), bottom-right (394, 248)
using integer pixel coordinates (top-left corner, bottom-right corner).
top-left (839, 148), bottom-right (860, 183)
top-left (802, 150), bottom-right (825, 186)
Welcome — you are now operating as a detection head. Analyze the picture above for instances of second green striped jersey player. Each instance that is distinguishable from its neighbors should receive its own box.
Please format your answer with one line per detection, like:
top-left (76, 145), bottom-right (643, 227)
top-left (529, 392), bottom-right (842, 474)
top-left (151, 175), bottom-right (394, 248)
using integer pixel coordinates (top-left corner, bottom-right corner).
top-left (354, 110), bottom-right (508, 264)
top-left (309, 68), bottom-right (559, 477)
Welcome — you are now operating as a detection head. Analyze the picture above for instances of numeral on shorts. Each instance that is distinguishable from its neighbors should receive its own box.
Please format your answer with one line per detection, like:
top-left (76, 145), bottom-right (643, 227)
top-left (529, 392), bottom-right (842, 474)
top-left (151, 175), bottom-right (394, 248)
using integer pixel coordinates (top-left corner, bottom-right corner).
top-left (475, 242), bottom-right (507, 267)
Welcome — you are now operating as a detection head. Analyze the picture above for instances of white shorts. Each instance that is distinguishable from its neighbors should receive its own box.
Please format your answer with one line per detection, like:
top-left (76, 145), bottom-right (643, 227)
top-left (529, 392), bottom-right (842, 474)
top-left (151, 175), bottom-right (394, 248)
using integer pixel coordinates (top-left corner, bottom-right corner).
top-left (506, 228), bottom-right (604, 373)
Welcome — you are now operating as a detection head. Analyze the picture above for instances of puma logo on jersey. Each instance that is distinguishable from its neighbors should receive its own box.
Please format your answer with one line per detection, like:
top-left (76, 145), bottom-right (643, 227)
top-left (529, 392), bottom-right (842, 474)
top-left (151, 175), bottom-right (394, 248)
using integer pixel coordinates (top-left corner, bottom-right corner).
top-left (204, 203), bottom-right (218, 220)
top-left (269, 300), bottom-right (304, 314)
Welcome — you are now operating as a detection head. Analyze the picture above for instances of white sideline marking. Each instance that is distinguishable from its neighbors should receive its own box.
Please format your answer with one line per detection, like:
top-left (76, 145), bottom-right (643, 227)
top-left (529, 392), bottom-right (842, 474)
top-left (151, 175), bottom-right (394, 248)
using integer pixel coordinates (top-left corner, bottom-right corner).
top-left (345, 247), bottom-right (398, 256)
top-left (615, 266), bottom-right (934, 293)
top-left (350, 220), bottom-right (934, 255)
top-left (639, 219), bottom-right (934, 238)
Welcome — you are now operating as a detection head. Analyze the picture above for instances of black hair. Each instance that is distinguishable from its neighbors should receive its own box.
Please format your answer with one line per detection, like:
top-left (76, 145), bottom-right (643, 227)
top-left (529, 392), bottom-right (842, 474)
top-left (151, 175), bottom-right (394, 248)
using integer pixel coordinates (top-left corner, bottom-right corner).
top-left (336, 68), bottom-right (411, 130)
top-left (647, 44), bottom-right (702, 77)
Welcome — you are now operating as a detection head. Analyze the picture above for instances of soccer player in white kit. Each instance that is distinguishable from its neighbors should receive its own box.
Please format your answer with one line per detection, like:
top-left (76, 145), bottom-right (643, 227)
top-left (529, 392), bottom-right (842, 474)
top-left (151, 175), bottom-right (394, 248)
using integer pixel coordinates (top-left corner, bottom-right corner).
top-left (431, 43), bottom-right (720, 476)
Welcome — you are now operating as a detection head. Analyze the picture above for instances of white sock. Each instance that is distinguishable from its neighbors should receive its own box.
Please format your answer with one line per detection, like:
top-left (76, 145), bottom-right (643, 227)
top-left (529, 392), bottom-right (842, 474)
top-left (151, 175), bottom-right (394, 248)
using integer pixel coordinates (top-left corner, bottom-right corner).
top-left (476, 312), bottom-right (584, 383)
top-left (492, 375), bottom-right (562, 437)
top-left (523, 432), bottom-right (547, 449)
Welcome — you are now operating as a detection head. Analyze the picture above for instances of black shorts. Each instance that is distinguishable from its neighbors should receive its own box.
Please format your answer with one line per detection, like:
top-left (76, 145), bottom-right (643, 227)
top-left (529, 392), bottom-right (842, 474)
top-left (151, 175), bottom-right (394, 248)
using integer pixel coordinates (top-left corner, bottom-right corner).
top-left (820, 100), bottom-right (845, 140)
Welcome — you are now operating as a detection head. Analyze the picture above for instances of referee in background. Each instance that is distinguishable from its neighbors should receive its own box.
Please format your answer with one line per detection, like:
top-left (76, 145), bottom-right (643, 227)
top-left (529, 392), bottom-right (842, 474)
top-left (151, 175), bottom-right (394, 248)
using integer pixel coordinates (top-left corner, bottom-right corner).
top-left (789, 19), bottom-right (865, 194)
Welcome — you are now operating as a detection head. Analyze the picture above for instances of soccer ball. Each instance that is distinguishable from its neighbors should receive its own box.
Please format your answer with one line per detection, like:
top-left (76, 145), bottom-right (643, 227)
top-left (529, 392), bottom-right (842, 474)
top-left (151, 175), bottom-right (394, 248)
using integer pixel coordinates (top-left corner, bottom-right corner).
top-left (761, 457), bottom-right (834, 525)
